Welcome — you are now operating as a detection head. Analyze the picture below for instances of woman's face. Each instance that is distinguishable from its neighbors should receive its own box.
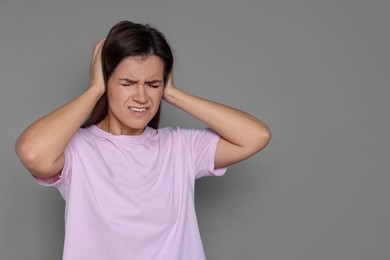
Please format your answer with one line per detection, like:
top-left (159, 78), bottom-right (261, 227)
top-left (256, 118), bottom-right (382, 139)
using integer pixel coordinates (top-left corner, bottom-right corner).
top-left (103, 55), bottom-right (164, 135)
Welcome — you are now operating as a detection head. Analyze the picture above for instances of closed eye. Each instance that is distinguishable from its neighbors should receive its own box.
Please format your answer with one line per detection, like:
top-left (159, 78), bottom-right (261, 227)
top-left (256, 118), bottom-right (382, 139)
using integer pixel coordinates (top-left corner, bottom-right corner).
top-left (118, 79), bottom-right (162, 88)
top-left (119, 78), bottom-right (136, 87)
top-left (120, 82), bottom-right (135, 87)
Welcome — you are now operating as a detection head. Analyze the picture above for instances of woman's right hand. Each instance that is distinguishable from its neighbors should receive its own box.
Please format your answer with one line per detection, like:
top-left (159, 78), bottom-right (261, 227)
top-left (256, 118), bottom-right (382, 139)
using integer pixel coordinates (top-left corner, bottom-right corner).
top-left (89, 38), bottom-right (106, 94)
top-left (15, 37), bottom-right (109, 179)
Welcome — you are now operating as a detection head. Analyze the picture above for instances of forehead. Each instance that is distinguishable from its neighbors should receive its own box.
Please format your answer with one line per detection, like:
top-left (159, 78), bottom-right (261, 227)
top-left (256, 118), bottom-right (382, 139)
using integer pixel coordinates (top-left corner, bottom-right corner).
top-left (113, 55), bottom-right (164, 79)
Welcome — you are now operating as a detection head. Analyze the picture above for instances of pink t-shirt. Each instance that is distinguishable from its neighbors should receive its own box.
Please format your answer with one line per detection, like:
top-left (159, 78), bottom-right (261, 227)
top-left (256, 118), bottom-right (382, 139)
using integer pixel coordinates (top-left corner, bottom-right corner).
top-left (34, 126), bottom-right (226, 260)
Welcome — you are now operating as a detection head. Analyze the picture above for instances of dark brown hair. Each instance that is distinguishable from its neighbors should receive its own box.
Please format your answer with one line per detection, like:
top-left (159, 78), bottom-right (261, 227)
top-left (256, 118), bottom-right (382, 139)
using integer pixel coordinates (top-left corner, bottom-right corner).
top-left (82, 20), bottom-right (174, 129)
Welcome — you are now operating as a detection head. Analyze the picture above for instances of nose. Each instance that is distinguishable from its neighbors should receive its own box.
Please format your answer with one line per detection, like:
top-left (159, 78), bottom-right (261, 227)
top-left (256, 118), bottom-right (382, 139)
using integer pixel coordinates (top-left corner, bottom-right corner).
top-left (132, 84), bottom-right (148, 103)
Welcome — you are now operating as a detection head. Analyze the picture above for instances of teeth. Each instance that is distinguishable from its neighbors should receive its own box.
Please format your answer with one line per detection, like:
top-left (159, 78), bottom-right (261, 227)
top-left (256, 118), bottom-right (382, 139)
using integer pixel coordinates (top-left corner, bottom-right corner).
top-left (130, 107), bottom-right (146, 112)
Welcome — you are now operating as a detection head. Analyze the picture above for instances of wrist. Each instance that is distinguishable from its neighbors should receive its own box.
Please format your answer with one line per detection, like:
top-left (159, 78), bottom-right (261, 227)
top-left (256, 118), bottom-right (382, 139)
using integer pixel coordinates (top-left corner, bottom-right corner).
top-left (88, 84), bottom-right (105, 98)
top-left (163, 87), bottom-right (180, 105)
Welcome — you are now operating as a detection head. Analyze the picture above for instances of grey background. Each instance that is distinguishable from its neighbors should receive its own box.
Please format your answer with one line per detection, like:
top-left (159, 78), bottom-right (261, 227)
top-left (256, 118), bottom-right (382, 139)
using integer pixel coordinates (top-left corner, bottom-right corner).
top-left (1, 0), bottom-right (389, 259)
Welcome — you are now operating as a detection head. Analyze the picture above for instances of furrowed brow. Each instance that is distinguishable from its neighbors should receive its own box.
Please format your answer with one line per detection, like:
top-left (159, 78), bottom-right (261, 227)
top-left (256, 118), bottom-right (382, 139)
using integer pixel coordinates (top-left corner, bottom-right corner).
top-left (119, 78), bottom-right (137, 83)
top-left (145, 80), bottom-right (162, 84)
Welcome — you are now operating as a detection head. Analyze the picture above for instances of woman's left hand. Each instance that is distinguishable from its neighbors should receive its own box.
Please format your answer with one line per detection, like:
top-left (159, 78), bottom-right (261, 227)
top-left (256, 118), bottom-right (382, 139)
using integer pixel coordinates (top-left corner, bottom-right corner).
top-left (160, 69), bottom-right (271, 169)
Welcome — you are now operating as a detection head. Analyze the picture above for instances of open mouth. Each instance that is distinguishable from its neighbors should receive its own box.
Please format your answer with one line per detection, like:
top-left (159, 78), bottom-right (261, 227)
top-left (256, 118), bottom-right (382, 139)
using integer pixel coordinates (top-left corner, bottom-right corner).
top-left (129, 107), bottom-right (148, 112)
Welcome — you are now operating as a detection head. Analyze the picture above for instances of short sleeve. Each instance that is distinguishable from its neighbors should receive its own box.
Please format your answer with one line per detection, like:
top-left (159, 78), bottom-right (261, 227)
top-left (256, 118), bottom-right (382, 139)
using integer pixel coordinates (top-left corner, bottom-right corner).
top-left (190, 128), bottom-right (227, 179)
top-left (31, 142), bottom-right (73, 198)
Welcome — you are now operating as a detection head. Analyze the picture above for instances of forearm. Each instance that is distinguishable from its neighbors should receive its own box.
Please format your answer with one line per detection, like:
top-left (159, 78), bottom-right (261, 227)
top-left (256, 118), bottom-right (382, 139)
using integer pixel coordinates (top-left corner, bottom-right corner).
top-left (15, 85), bottom-right (103, 177)
top-left (164, 88), bottom-right (271, 152)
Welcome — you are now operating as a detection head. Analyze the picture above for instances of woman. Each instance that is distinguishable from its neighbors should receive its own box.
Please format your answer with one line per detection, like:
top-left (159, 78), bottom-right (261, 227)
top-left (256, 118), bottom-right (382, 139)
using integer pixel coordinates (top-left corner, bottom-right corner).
top-left (15, 21), bottom-right (271, 259)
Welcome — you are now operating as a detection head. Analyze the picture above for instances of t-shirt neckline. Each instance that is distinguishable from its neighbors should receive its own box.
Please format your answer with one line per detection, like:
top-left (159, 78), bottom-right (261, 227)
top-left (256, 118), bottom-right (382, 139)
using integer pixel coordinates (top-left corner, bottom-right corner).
top-left (87, 125), bottom-right (154, 142)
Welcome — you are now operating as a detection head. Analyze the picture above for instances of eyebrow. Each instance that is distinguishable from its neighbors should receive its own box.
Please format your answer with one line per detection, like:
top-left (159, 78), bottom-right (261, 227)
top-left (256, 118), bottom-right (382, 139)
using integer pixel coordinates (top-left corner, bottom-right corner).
top-left (119, 78), bottom-right (162, 84)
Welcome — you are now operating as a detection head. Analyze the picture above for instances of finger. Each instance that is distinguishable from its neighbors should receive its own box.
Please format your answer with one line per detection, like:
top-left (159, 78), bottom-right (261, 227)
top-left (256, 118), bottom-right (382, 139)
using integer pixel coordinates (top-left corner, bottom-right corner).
top-left (93, 37), bottom-right (106, 56)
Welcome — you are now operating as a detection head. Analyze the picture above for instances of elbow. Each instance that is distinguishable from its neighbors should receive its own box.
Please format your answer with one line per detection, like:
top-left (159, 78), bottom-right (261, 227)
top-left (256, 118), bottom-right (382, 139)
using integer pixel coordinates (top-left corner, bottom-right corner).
top-left (15, 138), bottom-right (41, 172)
top-left (253, 126), bottom-right (271, 153)
top-left (15, 138), bottom-right (35, 167)
top-left (15, 138), bottom-right (60, 179)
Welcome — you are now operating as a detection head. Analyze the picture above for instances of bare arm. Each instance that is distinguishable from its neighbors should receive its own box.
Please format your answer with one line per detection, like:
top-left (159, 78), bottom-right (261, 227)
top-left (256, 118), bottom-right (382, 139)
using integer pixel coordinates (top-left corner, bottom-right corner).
top-left (15, 39), bottom-right (106, 178)
top-left (163, 73), bottom-right (271, 169)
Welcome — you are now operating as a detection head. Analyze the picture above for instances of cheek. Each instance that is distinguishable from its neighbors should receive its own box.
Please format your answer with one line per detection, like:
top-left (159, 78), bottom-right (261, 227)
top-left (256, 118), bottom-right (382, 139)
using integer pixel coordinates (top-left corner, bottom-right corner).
top-left (107, 86), bottom-right (128, 104)
top-left (152, 93), bottom-right (163, 108)
top-left (154, 88), bottom-right (164, 101)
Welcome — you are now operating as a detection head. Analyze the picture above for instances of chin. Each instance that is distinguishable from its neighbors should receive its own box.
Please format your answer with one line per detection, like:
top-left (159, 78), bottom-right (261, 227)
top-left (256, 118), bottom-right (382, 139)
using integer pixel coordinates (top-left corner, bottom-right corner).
top-left (123, 122), bottom-right (149, 132)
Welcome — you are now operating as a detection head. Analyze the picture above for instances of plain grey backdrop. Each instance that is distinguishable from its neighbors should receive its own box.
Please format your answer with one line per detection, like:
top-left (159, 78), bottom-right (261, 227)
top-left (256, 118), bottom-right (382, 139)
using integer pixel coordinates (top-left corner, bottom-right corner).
top-left (1, 0), bottom-right (389, 259)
